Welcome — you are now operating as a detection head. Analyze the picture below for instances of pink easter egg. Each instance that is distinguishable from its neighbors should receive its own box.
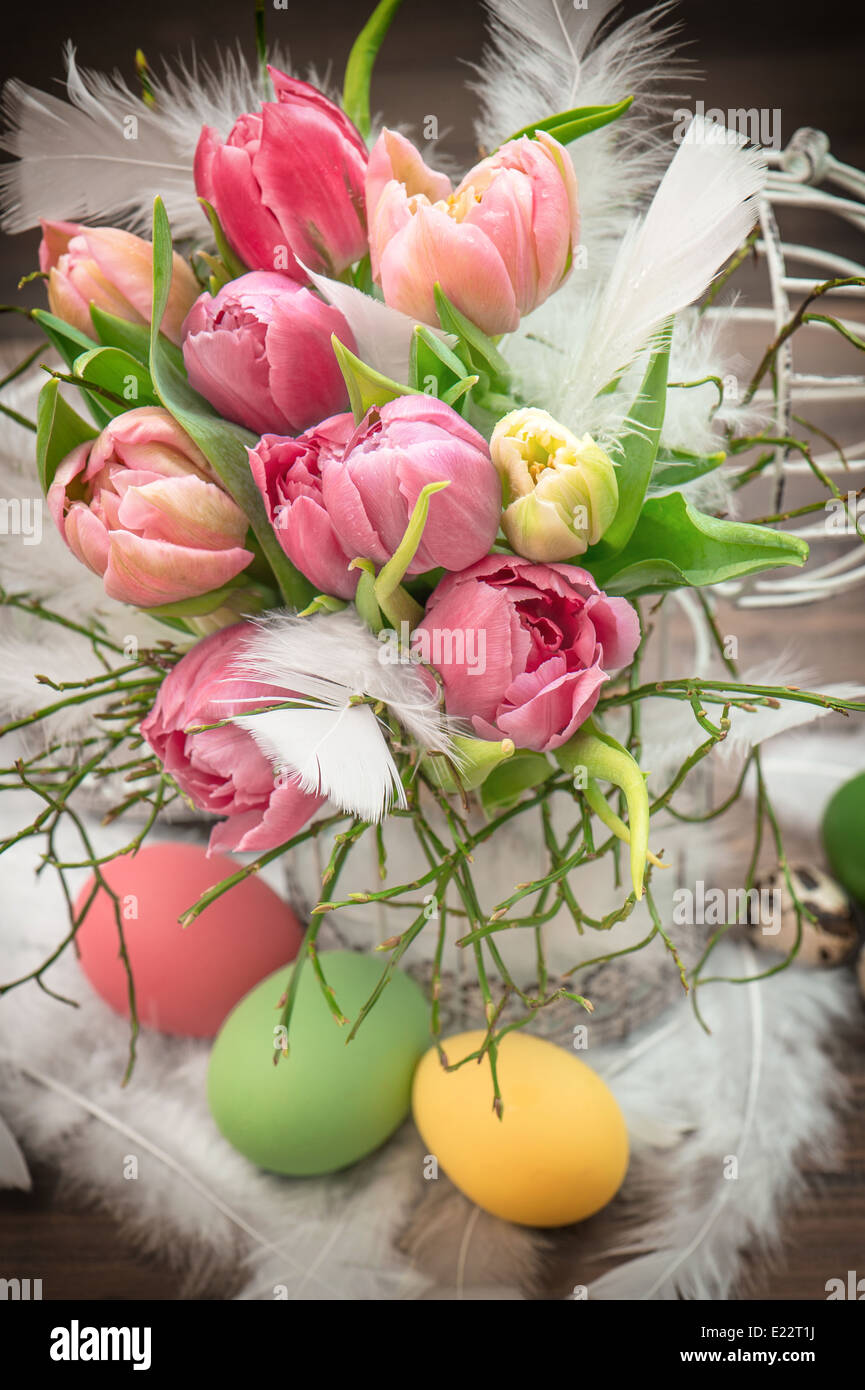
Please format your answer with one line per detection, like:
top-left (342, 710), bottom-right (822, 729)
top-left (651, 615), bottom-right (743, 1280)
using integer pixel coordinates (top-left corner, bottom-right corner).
top-left (74, 841), bottom-right (303, 1037)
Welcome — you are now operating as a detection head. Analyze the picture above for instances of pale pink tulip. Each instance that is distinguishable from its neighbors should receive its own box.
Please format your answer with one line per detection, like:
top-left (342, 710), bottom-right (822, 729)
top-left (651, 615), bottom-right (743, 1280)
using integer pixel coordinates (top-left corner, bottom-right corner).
top-left (141, 623), bottom-right (325, 855)
top-left (366, 128), bottom-right (579, 335)
top-left (48, 407), bottom-right (253, 609)
top-left (39, 220), bottom-right (199, 346)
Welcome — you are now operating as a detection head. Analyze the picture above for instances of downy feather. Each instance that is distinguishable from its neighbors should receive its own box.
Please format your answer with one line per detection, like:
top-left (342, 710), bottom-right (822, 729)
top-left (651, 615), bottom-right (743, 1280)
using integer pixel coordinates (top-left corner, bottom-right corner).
top-left (0, 43), bottom-right (288, 238)
top-left (225, 611), bottom-right (457, 823)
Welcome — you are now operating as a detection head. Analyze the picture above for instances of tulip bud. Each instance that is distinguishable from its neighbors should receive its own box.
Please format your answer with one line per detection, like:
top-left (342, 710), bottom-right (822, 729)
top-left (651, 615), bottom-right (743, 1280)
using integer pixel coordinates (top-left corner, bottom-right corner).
top-left (39, 220), bottom-right (199, 346)
top-left (47, 407), bottom-right (254, 611)
top-left (490, 408), bottom-right (618, 561)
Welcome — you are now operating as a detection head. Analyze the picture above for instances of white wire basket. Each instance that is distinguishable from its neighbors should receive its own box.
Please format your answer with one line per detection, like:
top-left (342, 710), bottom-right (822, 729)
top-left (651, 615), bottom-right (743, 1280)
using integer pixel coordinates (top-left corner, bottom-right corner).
top-left (713, 126), bottom-right (865, 607)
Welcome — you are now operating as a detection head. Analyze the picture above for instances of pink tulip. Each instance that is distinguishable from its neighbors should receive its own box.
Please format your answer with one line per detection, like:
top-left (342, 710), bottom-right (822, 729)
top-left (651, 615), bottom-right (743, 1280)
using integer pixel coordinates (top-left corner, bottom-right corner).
top-left (48, 407), bottom-right (254, 609)
top-left (249, 414), bottom-right (359, 600)
top-left (321, 396), bottom-right (501, 576)
top-left (39, 220), bottom-right (199, 346)
top-left (366, 128), bottom-right (579, 335)
top-left (181, 272), bottom-right (354, 437)
top-left (414, 557), bottom-right (640, 752)
top-left (141, 623), bottom-right (325, 855)
top-left (194, 68), bottom-right (368, 280)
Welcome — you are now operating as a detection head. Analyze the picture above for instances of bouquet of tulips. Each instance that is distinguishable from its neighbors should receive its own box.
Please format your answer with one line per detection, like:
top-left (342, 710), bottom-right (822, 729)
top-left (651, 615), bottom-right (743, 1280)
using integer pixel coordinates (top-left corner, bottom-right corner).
top-left (3, 0), bottom-right (862, 1084)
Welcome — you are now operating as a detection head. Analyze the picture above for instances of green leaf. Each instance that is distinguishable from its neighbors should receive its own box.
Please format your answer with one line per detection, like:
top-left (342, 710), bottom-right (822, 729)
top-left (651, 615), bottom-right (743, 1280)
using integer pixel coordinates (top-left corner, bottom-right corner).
top-left (586, 329), bottom-right (671, 561)
top-left (480, 751), bottom-right (554, 816)
top-left (648, 447), bottom-right (727, 493)
top-left (32, 309), bottom-right (98, 367)
top-left (374, 480), bottom-right (448, 622)
top-left (198, 198), bottom-right (249, 281)
top-left (409, 325), bottom-right (475, 411)
top-left (36, 378), bottom-right (98, 494)
top-left (343, 0), bottom-right (403, 138)
top-left (73, 346), bottom-right (160, 417)
top-left (89, 306), bottom-right (185, 374)
top-left (350, 559), bottom-right (384, 634)
top-left (148, 196), bottom-right (313, 611)
top-left (586, 491), bottom-right (809, 595)
top-left (506, 96), bottom-right (634, 147)
top-left (332, 334), bottom-right (419, 420)
top-left (31, 309), bottom-right (113, 426)
top-left (433, 285), bottom-right (511, 394)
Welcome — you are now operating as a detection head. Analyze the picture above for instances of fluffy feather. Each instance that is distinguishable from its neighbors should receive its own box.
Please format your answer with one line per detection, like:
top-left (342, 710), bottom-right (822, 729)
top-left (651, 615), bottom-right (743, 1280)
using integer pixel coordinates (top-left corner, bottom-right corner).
top-left (303, 267), bottom-right (455, 384)
top-left (588, 943), bottom-right (852, 1299)
top-left (236, 704), bottom-right (408, 823)
top-left (0, 1111), bottom-right (31, 1190)
top-left (560, 116), bottom-right (766, 424)
top-left (233, 610), bottom-right (456, 754)
top-left (0, 44), bottom-right (286, 238)
top-left (225, 611), bottom-right (457, 823)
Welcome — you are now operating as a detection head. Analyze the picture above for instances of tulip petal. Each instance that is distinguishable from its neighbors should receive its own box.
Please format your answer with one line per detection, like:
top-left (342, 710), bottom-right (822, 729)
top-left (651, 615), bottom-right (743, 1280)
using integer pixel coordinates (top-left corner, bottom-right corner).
top-left (209, 137), bottom-right (301, 278)
top-left (366, 128), bottom-right (452, 224)
top-left (378, 204), bottom-right (519, 335)
top-left (254, 102), bottom-right (368, 277)
top-left (490, 657), bottom-right (609, 752)
top-left (207, 776), bottom-right (324, 855)
top-left (266, 292), bottom-right (353, 434)
top-left (63, 502), bottom-right (110, 576)
top-left (104, 531), bottom-right (253, 607)
top-left (116, 474), bottom-right (250, 550)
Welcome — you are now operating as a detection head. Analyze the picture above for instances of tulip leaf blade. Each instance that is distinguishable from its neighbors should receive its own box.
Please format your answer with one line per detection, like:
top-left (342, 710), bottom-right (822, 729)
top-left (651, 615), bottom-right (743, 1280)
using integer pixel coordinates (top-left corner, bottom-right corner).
top-left (507, 96), bottom-right (634, 147)
top-left (647, 447), bottom-right (727, 494)
top-left (409, 324), bottom-right (476, 413)
top-left (198, 198), bottom-right (249, 283)
top-left (332, 333), bottom-right (420, 421)
top-left (90, 305), bottom-right (185, 373)
top-left (343, 0), bottom-right (404, 138)
top-left (586, 328), bottom-right (671, 561)
top-left (148, 196), bottom-right (313, 611)
top-left (35, 377), bottom-right (98, 495)
top-left (433, 285), bottom-right (511, 394)
top-left (32, 309), bottom-right (98, 367)
top-left (72, 346), bottom-right (160, 417)
top-left (585, 491), bottom-right (810, 596)
top-left (31, 309), bottom-right (113, 428)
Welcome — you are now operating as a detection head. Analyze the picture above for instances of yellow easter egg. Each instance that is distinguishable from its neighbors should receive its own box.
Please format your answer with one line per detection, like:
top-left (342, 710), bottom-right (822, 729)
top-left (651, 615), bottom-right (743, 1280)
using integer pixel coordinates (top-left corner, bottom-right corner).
top-left (412, 1030), bottom-right (628, 1226)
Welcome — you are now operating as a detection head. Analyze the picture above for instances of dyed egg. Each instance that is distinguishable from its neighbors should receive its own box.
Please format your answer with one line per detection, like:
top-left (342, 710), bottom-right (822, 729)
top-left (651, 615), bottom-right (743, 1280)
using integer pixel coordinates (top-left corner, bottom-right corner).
top-left (75, 841), bottom-right (303, 1037)
top-left (207, 950), bottom-right (429, 1175)
top-left (412, 1030), bottom-right (628, 1227)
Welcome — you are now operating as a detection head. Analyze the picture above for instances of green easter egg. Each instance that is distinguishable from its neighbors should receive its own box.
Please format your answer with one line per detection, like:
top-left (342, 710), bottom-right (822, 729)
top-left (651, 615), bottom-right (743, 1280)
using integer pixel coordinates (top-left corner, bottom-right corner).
top-left (822, 772), bottom-right (865, 905)
top-left (207, 949), bottom-right (429, 1175)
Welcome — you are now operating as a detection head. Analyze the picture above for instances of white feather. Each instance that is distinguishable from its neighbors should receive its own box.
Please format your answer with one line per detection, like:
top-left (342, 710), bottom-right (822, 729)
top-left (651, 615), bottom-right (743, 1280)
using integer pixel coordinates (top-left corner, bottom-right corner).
top-left (0, 44), bottom-right (287, 238)
top-left (303, 267), bottom-right (455, 384)
top-left (564, 117), bottom-right (766, 420)
top-left (224, 611), bottom-right (457, 823)
top-left (233, 610), bottom-right (456, 754)
top-left (474, 1), bottom-right (691, 283)
top-left (589, 942), bottom-right (852, 1300)
top-left (236, 703), bottom-right (407, 824)
top-left (0, 1111), bottom-right (31, 1190)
